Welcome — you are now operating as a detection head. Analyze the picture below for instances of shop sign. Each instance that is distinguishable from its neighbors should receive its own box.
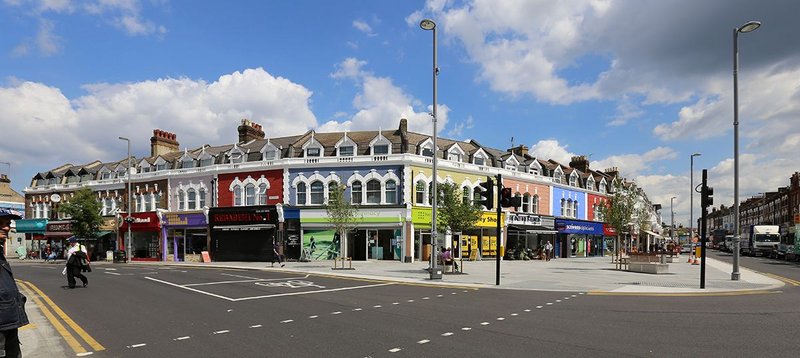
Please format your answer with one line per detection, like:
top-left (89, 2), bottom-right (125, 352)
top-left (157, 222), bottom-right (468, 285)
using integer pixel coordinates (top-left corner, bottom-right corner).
top-left (119, 212), bottom-right (161, 232)
top-left (413, 208), bottom-right (503, 228)
top-left (14, 219), bottom-right (48, 234)
top-left (45, 220), bottom-right (73, 236)
top-left (556, 219), bottom-right (604, 235)
top-left (507, 213), bottom-right (542, 227)
top-left (164, 212), bottom-right (207, 227)
top-left (208, 206), bottom-right (277, 226)
top-left (476, 212), bottom-right (504, 228)
top-left (603, 224), bottom-right (617, 236)
top-left (99, 218), bottom-right (117, 231)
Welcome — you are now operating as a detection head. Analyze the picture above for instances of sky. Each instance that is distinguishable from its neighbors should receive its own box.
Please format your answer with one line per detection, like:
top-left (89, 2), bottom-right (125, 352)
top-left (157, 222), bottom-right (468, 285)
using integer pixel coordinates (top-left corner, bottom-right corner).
top-left (1, 0), bottom-right (799, 228)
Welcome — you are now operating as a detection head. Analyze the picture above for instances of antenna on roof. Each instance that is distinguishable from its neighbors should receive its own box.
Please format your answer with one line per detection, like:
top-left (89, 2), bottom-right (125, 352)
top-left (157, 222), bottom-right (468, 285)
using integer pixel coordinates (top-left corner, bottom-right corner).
top-left (510, 136), bottom-right (514, 148)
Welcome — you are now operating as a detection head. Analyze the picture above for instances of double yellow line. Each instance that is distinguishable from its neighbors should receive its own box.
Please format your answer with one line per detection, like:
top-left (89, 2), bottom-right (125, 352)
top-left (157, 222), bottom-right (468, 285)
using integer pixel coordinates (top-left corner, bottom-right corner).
top-left (15, 280), bottom-right (105, 355)
top-left (762, 273), bottom-right (800, 286)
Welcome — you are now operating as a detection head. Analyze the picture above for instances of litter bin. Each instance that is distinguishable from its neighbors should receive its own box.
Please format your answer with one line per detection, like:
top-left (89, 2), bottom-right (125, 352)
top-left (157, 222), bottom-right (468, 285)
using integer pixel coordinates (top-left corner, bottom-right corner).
top-left (113, 250), bottom-right (127, 263)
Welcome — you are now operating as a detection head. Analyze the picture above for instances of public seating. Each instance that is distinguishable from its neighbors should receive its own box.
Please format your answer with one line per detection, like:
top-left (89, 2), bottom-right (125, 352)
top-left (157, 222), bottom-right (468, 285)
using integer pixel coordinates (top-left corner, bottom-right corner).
top-left (626, 253), bottom-right (669, 274)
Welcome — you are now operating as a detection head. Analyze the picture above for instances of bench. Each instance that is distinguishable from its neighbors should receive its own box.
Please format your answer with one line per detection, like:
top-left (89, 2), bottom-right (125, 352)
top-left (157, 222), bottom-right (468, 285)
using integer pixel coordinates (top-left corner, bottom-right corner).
top-left (627, 262), bottom-right (669, 274)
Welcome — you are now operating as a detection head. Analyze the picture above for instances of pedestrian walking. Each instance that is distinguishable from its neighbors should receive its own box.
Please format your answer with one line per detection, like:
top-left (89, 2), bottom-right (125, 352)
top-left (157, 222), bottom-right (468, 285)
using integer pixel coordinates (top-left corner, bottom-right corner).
top-left (64, 237), bottom-right (89, 288)
top-left (545, 241), bottom-right (553, 261)
top-left (271, 235), bottom-right (284, 267)
top-left (0, 208), bottom-right (29, 358)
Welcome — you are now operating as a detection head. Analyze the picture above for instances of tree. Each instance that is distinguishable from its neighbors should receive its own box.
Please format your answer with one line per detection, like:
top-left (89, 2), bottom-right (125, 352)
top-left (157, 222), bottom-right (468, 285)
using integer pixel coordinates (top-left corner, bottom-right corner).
top-left (598, 180), bottom-right (640, 268)
top-left (325, 183), bottom-right (360, 259)
top-left (435, 182), bottom-right (483, 236)
top-left (58, 187), bottom-right (103, 239)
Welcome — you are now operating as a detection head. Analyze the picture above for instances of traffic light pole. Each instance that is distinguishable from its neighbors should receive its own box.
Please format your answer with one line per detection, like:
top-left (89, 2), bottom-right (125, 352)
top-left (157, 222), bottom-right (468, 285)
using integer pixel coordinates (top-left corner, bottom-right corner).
top-left (700, 169), bottom-right (708, 289)
top-left (496, 173), bottom-right (502, 286)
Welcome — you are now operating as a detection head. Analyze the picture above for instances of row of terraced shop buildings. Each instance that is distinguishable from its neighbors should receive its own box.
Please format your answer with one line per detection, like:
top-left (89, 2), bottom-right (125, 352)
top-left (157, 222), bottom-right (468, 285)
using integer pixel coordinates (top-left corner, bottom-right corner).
top-left (17, 119), bottom-right (663, 263)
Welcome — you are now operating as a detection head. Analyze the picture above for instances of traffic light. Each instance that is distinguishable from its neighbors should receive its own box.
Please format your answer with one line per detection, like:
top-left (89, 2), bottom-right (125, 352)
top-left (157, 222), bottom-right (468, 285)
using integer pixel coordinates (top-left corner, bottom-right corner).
top-left (477, 178), bottom-right (494, 210)
top-left (499, 187), bottom-right (522, 208)
top-left (701, 185), bottom-right (714, 208)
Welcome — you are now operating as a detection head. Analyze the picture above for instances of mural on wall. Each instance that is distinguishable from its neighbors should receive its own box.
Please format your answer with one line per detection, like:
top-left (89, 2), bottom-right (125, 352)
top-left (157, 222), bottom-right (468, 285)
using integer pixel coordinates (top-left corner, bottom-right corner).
top-left (302, 229), bottom-right (340, 261)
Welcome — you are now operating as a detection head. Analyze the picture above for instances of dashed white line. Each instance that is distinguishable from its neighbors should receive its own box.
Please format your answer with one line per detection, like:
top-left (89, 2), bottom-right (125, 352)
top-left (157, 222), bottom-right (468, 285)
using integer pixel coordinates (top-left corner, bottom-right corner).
top-left (127, 343), bottom-right (146, 348)
top-left (462, 290), bottom-right (469, 292)
top-left (579, 292), bottom-right (585, 295)
top-left (249, 325), bottom-right (262, 328)
top-left (392, 302), bottom-right (399, 305)
top-left (389, 348), bottom-right (402, 353)
top-left (332, 311), bottom-right (342, 315)
top-left (556, 300), bottom-right (562, 303)
top-left (546, 303), bottom-right (553, 305)
top-left (437, 294), bottom-right (443, 297)
top-left (213, 330), bottom-right (230, 335)
top-left (461, 327), bottom-right (472, 331)
top-left (571, 294), bottom-right (577, 297)
top-left (76, 353), bottom-right (94, 356)
top-left (451, 292), bottom-right (457, 295)
top-left (373, 305), bottom-right (382, 308)
top-left (536, 306), bottom-right (543, 309)
top-left (173, 336), bottom-right (190, 341)
top-left (480, 322), bottom-right (490, 326)
top-left (353, 308), bottom-right (363, 311)
top-left (422, 297), bottom-right (430, 300)
top-left (417, 339), bottom-right (430, 344)
top-left (442, 332), bottom-right (454, 337)
top-left (280, 320), bottom-right (294, 324)
top-left (496, 317), bottom-right (505, 321)
top-left (309, 315), bottom-right (318, 319)
top-left (564, 297), bottom-right (570, 300)
top-left (524, 309), bottom-right (531, 312)
top-left (104, 272), bottom-right (121, 276)
top-left (407, 299), bottom-right (415, 302)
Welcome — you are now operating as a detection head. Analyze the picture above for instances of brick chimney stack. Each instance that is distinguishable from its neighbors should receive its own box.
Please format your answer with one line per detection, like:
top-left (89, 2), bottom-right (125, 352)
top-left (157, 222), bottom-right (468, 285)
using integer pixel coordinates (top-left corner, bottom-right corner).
top-left (238, 119), bottom-right (266, 143)
top-left (569, 155), bottom-right (590, 173)
top-left (397, 118), bottom-right (408, 153)
top-left (509, 145), bottom-right (529, 157)
top-left (150, 129), bottom-right (179, 157)
top-left (604, 167), bottom-right (619, 179)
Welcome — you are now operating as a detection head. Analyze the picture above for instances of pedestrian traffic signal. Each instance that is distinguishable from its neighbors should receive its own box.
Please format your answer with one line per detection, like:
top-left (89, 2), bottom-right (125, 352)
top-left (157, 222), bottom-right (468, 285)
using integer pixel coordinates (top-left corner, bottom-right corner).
top-left (477, 178), bottom-right (494, 210)
top-left (701, 185), bottom-right (714, 208)
top-left (499, 187), bottom-right (522, 208)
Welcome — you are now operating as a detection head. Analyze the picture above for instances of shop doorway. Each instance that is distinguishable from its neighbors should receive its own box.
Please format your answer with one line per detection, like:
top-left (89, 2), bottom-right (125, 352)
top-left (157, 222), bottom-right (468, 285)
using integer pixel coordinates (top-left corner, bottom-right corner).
top-left (414, 230), bottom-right (432, 261)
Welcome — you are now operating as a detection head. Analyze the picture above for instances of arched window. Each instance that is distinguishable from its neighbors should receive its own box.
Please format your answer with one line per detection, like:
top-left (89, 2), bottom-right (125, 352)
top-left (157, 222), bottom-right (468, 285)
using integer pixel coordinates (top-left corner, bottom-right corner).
top-left (245, 184), bottom-right (256, 206)
top-left (531, 195), bottom-right (539, 214)
top-left (385, 180), bottom-right (397, 204)
top-left (514, 193), bottom-right (522, 210)
top-left (573, 201), bottom-right (579, 218)
top-left (599, 182), bottom-right (607, 194)
top-left (569, 174), bottom-right (578, 187)
top-left (428, 182), bottom-right (434, 205)
top-left (351, 181), bottom-right (363, 204)
top-left (233, 185), bottom-right (242, 206)
top-left (473, 187), bottom-right (482, 204)
top-left (415, 180), bottom-right (426, 205)
top-left (328, 182), bottom-right (339, 203)
top-left (310, 181), bottom-right (324, 204)
top-left (258, 183), bottom-right (268, 205)
top-left (178, 190), bottom-right (185, 210)
top-left (199, 188), bottom-right (206, 208)
top-left (462, 187), bottom-right (470, 203)
top-left (296, 182), bottom-right (307, 205)
top-left (187, 189), bottom-right (197, 209)
top-left (366, 179), bottom-right (381, 204)
top-left (560, 198), bottom-right (566, 217)
top-left (522, 193), bottom-right (530, 213)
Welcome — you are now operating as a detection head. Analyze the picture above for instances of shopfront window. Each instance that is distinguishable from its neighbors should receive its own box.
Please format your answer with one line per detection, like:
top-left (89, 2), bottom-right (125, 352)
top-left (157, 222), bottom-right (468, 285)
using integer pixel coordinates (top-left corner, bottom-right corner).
top-left (366, 179), bottom-right (381, 204)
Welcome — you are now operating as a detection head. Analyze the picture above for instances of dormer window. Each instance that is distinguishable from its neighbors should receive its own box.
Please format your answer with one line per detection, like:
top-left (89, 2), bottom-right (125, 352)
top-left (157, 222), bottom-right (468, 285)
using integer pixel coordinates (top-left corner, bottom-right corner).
top-left (156, 162), bottom-right (168, 171)
top-left (182, 158), bottom-right (195, 168)
top-left (569, 173), bottom-right (578, 187)
top-left (307, 148), bottom-right (321, 157)
top-left (448, 153), bottom-right (461, 161)
top-left (506, 163), bottom-right (516, 171)
top-left (472, 149), bottom-right (489, 166)
top-left (230, 152), bottom-right (244, 164)
top-left (373, 145), bottom-right (389, 155)
top-left (422, 147), bottom-right (434, 157)
top-left (200, 158), bottom-right (213, 167)
top-left (587, 178), bottom-right (596, 191)
top-left (101, 171), bottom-right (111, 180)
top-left (339, 146), bottom-right (354, 157)
top-left (264, 149), bottom-right (277, 160)
top-left (474, 157), bottom-right (485, 166)
top-left (599, 182), bottom-right (607, 194)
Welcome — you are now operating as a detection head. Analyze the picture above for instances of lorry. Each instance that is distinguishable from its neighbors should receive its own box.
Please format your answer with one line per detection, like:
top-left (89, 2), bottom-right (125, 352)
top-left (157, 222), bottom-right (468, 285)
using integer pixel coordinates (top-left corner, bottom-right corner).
top-left (747, 225), bottom-right (780, 256)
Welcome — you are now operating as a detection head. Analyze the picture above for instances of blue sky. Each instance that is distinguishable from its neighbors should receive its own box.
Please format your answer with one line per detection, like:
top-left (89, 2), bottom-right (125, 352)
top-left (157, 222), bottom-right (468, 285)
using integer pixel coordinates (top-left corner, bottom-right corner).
top-left (2, 0), bottom-right (799, 227)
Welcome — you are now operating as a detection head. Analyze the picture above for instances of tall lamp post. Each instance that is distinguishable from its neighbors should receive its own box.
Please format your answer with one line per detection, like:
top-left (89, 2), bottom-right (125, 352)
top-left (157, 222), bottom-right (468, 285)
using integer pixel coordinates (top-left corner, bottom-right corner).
top-left (118, 136), bottom-right (133, 263)
top-left (690, 153), bottom-right (701, 240)
top-left (420, 18), bottom-right (441, 279)
top-left (732, 20), bottom-right (761, 281)
top-left (670, 196), bottom-right (677, 243)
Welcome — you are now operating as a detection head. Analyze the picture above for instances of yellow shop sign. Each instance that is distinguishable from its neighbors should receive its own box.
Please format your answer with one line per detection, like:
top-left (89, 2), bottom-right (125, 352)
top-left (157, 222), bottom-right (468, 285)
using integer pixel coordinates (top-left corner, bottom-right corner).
top-left (412, 207), bottom-right (503, 228)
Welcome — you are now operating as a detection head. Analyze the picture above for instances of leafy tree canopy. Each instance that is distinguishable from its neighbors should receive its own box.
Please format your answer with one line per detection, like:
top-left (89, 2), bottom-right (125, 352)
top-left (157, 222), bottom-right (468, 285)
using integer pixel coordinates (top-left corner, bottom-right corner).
top-left (57, 187), bottom-right (103, 239)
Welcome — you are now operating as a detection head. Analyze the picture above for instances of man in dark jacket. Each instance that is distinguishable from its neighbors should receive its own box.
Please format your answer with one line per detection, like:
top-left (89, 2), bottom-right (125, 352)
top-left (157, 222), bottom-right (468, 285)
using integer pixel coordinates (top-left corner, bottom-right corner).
top-left (0, 208), bottom-right (28, 357)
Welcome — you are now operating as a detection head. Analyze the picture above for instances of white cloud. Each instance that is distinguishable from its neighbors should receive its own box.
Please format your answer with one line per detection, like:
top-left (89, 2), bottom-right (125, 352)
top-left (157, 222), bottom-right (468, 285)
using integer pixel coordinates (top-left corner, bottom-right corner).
top-left (592, 147), bottom-right (677, 178)
top-left (447, 115), bottom-right (474, 138)
top-left (36, 19), bottom-right (60, 55)
top-left (352, 20), bottom-right (375, 36)
top-left (529, 139), bottom-right (575, 164)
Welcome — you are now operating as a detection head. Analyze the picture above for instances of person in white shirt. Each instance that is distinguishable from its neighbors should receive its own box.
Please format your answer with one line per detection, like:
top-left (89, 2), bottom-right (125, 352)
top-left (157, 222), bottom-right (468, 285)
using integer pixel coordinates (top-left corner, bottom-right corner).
top-left (65, 237), bottom-right (89, 288)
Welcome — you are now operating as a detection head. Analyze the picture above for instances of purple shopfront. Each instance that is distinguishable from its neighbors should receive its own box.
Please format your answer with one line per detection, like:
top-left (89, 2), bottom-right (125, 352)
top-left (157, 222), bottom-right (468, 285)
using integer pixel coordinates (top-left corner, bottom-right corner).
top-left (162, 211), bottom-right (209, 262)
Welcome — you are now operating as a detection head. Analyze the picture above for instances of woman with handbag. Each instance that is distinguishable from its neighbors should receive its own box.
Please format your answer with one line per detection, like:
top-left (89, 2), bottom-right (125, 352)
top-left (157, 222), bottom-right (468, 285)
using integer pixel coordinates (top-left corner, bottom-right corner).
top-left (65, 237), bottom-right (89, 289)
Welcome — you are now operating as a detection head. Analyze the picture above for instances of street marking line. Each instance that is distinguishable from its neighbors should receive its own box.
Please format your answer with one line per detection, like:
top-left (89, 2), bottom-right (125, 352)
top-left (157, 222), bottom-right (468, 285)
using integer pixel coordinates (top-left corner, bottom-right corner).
top-left (213, 330), bottom-right (230, 334)
top-left (389, 348), bottom-right (402, 353)
top-left (18, 280), bottom-right (105, 352)
top-left (353, 308), bottom-right (363, 311)
top-left (373, 305), bottom-right (382, 308)
top-left (510, 313), bottom-right (518, 316)
top-left (762, 273), bottom-right (800, 286)
top-left (16, 281), bottom-right (87, 354)
top-left (417, 339), bottom-right (430, 344)
top-left (331, 311), bottom-right (342, 315)
top-left (127, 343), bottom-right (146, 348)
top-left (250, 325), bottom-right (262, 328)
top-left (496, 317), bottom-right (505, 321)
top-left (231, 282), bottom-right (395, 301)
top-left (173, 336), bottom-right (190, 341)
top-left (536, 306), bottom-right (543, 309)
top-left (461, 327), bottom-right (471, 331)
top-left (480, 322), bottom-right (489, 326)
top-left (104, 272), bottom-right (121, 276)
top-left (441, 332), bottom-right (453, 336)
top-left (309, 315), bottom-right (319, 319)
top-left (18, 323), bottom-right (37, 331)
top-left (76, 353), bottom-right (94, 356)
top-left (144, 277), bottom-right (235, 301)
top-left (587, 289), bottom-right (783, 297)
top-left (184, 276), bottom-right (310, 287)
top-left (280, 320), bottom-right (294, 323)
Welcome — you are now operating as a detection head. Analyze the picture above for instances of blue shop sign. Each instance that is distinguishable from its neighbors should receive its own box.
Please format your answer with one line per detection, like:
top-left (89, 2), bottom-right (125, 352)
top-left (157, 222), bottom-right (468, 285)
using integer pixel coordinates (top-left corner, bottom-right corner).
top-left (555, 219), bottom-right (604, 235)
top-left (14, 218), bottom-right (48, 234)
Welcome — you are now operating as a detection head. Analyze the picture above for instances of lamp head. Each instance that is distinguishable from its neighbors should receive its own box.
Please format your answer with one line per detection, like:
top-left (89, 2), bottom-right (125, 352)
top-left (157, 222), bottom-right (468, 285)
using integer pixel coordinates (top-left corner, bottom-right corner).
top-left (691, 152), bottom-right (701, 157)
top-left (737, 21), bottom-right (761, 33)
top-left (420, 19), bottom-right (436, 31)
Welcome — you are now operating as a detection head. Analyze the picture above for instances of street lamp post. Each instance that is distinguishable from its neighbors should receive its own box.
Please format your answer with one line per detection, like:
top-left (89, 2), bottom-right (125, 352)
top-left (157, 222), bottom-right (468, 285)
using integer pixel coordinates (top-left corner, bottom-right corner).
top-left (732, 20), bottom-right (761, 281)
top-left (670, 196), bottom-right (677, 243)
top-left (420, 18), bottom-right (441, 279)
top-left (690, 153), bottom-right (701, 240)
top-left (118, 136), bottom-right (133, 263)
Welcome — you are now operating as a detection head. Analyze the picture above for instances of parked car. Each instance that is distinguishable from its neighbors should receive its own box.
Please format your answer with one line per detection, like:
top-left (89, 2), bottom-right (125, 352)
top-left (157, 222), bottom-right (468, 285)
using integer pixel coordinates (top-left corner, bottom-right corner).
top-left (769, 243), bottom-right (791, 259)
top-left (784, 246), bottom-right (797, 262)
top-left (680, 244), bottom-right (693, 254)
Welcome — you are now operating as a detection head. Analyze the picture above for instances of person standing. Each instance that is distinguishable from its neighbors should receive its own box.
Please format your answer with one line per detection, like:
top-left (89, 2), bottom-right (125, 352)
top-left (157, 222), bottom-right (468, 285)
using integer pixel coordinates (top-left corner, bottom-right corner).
top-left (545, 241), bottom-right (553, 262)
top-left (65, 237), bottom-right (89, 288)
top-left (271, 235), bottom-right (284, 267)
top-left (0, 208), bottom-right (28, 358)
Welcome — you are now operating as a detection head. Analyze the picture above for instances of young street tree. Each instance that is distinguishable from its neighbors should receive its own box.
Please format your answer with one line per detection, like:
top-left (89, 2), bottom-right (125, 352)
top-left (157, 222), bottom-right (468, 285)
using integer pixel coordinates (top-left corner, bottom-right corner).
top-left (57, 187), bottom-right (103, 239)
top-left (325, 183), bottom-right (360, 259)
top-left (435, 182), bottom-right (483, 239)
top-left (598, 180), bottom-right (647, 268)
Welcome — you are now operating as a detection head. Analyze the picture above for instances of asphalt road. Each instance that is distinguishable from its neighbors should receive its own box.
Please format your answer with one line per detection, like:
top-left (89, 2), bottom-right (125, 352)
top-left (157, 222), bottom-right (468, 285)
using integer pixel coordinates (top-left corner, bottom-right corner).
top-left (12, 258), bottom-right (800, 358)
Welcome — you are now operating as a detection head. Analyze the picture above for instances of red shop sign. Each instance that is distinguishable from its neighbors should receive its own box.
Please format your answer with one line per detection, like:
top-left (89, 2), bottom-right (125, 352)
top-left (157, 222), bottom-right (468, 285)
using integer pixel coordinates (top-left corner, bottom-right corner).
top-left (119, 212), bottom-right (161, 232)
top-left (603, 224), bottom-right (617, 236)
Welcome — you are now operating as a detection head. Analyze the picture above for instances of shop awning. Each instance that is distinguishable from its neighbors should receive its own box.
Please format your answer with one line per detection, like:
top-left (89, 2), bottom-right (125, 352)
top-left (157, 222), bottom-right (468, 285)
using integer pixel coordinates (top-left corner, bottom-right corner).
top-left (13, 219), bottom-right (47, 234)
top-left (643, 230), bottom-right (664, 239)
top-left (95, 230), bottom-right (115, 237)
top-left (508, 225), bottom-right (558, 234)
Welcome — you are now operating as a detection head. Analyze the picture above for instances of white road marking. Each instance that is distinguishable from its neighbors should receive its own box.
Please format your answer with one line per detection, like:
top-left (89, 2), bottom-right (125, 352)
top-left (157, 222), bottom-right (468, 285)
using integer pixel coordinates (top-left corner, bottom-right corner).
top-left (461, 327), bottom-right (471, 331)
top-left (407, 299), bottom-right (414, 302)
top-left (374, 305), bottom-right (382, 308)
top-left (510, 313), bottom-right (518, 316)
top-left (127, 344), bottom-right (146, 348)
top-left (546, 303), bottom-right (553, 305)
top-left (556, 300), bottom-right (562, 303)
top-left (480, 322), bottom-right (489, 326)
top-left (332, 311), bottom-right (342, 315)
top-left (392, 302), bottom-right (399, 305)
top-left (442, 332), bottom-right (453, 336)
top-left (213, 330), bottom-right (230, 334)
top-left (104, 272), bottom-right (121, 276)
top-left (76, 353), bottom-right (94, 356)
top-left (173, 336), bottom-right (190, 341)
top-left (227, 309), bottom-right (233, 312)
top-left (144, 277), bottom-right (236, 301)
top-left (417, 339), bottom-right (430, 344)
top-left (249, 325), bottom-right (262, 328)
top-left (185, 276), bottom-right (309, 287)
top-left (389, 348), bottom-right (402, 353)
top-left (571, 295), bottom-right (577, 297)
top-left (565, 297), bottom-right (570, 300)
top-left (437, 294), bottom-right (443, 297)
top-left (309, 315), bottom-right (318, 319)
top-left (233, 283), bottom-right (395, 301)
top-left (451, 292), bottom-right (457, 295)
top-left (496, 317), bottom-right (505, 321)
top-left (280, 320), bottom-right (293, 323)
top-left (462, 290), bottom-right (469, 292)
top-left (353, 308), bottom-right (363, 311)
top-left (536, 306), bottom-right (543, 309)
top-left (423, 297), bottom-right (430, 300)
top-left (103, 268), bottom-right (117, 271)
top-left (524, 309), bottom-right (531, 312)
top-left (579, 292), bottom-right (585, 295)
